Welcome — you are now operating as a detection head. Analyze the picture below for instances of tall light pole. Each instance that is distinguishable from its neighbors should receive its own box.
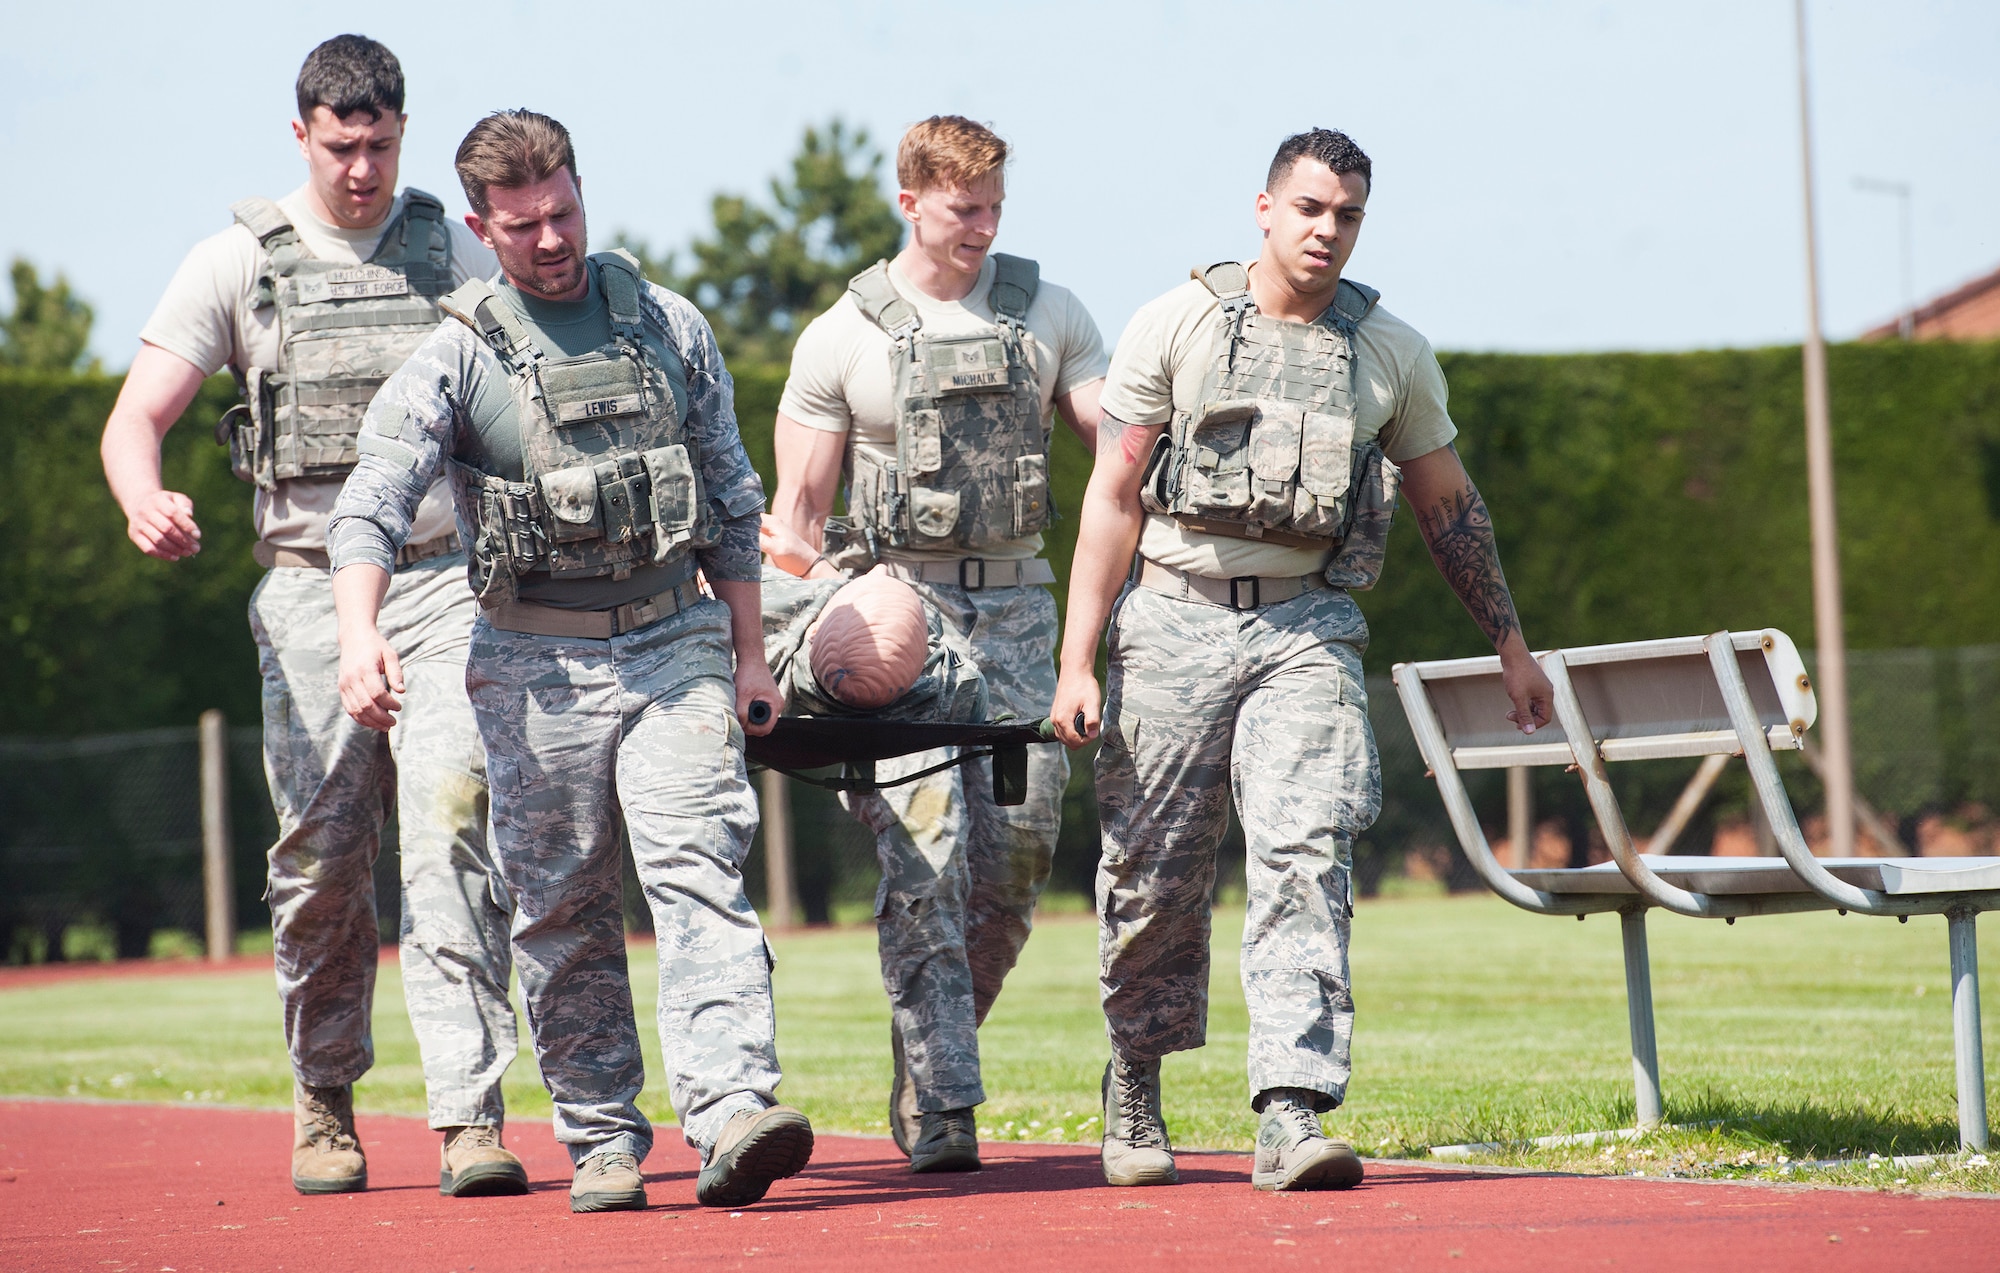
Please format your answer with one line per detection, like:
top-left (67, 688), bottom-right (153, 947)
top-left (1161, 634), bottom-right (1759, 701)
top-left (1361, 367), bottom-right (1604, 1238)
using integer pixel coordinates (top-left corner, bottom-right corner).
top-left (1854, 176), bottom-right (1915, 338)
top-left (1795, 0), bottom-right (1857, 858)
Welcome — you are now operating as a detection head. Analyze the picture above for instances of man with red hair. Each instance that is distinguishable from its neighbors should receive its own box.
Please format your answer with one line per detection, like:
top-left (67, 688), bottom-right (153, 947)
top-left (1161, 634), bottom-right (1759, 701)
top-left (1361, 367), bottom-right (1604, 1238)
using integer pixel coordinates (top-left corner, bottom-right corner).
top-left (768, 115), bottom-right (1107, 1171)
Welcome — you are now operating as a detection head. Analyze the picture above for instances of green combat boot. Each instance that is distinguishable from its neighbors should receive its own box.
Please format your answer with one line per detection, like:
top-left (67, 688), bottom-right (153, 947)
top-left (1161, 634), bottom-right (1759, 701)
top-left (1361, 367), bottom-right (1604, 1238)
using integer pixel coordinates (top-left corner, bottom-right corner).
top-left (1251, 1089), bottom-right (1364, 1191)
top-left (909, 1108), bottom-right (982, 1174)
top-left (1100, 1056), bottom-right (1177, 1186)
top-left (439, 1125), bottom-right (529, 1197)
top-left (695, 1105), bottom-right (815, 1208)
top-left (291, 1083), bottom-right (367, 1195)
top-left (889, 1021), bottom-right (920, 1156)
top-left (570, 1149), bottom-right (647, 1213)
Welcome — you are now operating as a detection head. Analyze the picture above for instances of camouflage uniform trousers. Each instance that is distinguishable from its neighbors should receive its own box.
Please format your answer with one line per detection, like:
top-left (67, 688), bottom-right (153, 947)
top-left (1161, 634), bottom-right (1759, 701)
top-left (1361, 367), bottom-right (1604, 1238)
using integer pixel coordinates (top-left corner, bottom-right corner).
top-left (867, 582), bottom-right (1068, 1081)
top-left (250, 552), bottom-right (517, 1129)
top-left (838, 779), bottom-right (980, 1112)
top-left (1094, 582), bottom-right (1381, 1109)
top-left (465, 597), bottom-right (779, 1164)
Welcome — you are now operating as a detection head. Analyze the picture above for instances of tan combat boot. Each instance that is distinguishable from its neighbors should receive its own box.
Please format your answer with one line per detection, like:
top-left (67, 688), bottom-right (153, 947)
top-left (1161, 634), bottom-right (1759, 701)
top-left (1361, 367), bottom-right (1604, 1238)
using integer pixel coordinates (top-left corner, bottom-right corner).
top-left (1250, 1088), bottom-right (1364, 1191)
top-left (1101, 1055), bottom-right (1177, 1186)
top-left (439, 1125), bottom-right (529, 1197)
top-left (570, 1150), bottom-right (647, 1213)
top-left (695, 1105), bottom-right (815, 1207)
top-left (292, 1082), bottom-right (367, 1194)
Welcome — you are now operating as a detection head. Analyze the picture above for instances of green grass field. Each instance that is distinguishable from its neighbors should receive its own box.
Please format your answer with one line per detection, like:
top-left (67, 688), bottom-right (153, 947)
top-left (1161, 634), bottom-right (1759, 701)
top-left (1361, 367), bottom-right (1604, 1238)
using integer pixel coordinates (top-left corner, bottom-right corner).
top-left (3, 893), bottom-right (1993, 1193)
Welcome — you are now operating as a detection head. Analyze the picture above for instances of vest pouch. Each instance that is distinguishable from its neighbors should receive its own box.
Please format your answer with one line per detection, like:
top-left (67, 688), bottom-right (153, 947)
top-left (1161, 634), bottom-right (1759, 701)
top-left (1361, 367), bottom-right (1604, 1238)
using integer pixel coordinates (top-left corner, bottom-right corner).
top-left (1246, 402), bottom-right (1303, 526)
top-left (233, 367), bottom-right (279, 490)
top-left (1139, 427), bottom-right (1177, 516)
top-left (538, 464), bottom-right (602, 544)
top-left (820, 515), bottom-right (878, 572)
top-left (928, 335), bottom-right (1011, 395)
top-left (1324, 445), bottom-right (1402, 591)
top-left (906, 409), bottom-right (943, 475)
top-left (908, 487), bottom-right (961, 541)
top-left (216, 404), bottom-right (258, 486)
top-left (540, 354), bottom-right (646, 430)
top-left (595, 456), bottom-right (648, 545)
top-left (1183, 398), bottom-right (1256, 514)
top-left (1299, 409), bottom-right (1357, 500)
top-left (1013, 453), bottom-right (1050, 537)
top-left (642, 443), bottom-right (699, 559)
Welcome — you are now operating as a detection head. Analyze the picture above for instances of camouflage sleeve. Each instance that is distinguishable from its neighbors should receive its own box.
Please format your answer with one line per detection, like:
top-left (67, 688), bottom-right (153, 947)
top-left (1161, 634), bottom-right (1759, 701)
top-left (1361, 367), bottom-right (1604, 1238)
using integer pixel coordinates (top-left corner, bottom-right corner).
top-left (643, 282), bottom-right (767, 582)
top-left (327, 322), bottom-right (482, 572)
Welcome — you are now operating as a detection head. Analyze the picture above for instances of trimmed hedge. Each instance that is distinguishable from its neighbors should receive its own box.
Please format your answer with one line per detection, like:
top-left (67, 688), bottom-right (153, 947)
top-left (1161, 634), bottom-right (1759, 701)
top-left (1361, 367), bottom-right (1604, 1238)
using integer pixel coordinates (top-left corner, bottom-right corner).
top-left (1, 374), bottom-right (261, 735)
top-left (5, 339), bottom-right (1997, 736)
top-left (1370, 341), bottom-right (2000, 669)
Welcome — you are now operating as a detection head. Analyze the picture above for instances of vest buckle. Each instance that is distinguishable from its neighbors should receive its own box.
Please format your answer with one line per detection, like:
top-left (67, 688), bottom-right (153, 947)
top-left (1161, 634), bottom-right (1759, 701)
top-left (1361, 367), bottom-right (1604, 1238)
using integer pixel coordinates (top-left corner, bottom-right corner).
top-left (1228, 576), bottom-right (1261, 610)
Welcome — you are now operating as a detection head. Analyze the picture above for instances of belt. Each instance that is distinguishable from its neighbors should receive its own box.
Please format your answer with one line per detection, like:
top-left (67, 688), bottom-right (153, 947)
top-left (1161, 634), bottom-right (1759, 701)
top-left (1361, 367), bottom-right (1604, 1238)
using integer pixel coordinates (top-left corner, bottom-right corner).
top-left (482, 579), bottom-right (704, 640)
top-left (1135, 558), bottom-right (1330, 611)
top-left (877, 557), bottom-right (1057, 589)
top-left (255, 532), bottom-right (462, 571)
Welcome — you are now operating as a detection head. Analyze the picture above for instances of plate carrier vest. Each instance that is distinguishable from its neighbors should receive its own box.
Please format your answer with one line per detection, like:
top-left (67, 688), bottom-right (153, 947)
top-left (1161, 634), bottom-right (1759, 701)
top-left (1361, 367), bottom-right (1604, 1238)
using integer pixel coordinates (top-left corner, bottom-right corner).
top-left (843, 254), bottom-right (1050, 556)
top-left (1141, 262), bottom-right (1405, 588)
top-left (439, 250), bottom-right (716, 605)
top-left (216, 190), bottom-right (454, 490)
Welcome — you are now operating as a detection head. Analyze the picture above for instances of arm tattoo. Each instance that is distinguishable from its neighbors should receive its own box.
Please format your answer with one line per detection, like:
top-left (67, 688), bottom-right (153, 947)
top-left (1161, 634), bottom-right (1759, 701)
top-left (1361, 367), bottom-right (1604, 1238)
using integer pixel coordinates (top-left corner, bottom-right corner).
top-left (1098, 411), bottom-right (1152, 465)
top-left (1415, 480), bottom-right (1522, 650)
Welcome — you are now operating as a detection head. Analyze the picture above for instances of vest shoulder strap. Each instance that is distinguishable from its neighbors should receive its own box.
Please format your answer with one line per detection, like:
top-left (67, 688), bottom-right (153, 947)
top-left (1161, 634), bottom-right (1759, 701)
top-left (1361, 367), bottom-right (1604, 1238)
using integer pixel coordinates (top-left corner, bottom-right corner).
top-left (1331, 278), bottom-right (1380, 327)
top-left (849, 260), bottom-right (921, 339)
top-left (1191, 261), bottom-right (1251, 300)
top-left (402, 187), bottom-right (446, 224)
top-left (367, 189), bottom-right (454, 279)
top-left (1192, 261), bottom-right (1254, 350)
top-left (231, 197), bottom-right (295, 247)
top-left (441, 278), bottom-right (539, 366)
top-left (232, 197), bottom-right (307, 299)
top-left (988, 253), bottom-right (1040, 326)
top-left (591, 250), bottom-right (647, 339)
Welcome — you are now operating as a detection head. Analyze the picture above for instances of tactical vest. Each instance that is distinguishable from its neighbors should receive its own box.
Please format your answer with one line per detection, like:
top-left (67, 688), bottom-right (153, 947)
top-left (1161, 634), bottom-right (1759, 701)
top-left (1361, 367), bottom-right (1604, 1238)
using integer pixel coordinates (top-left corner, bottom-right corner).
top-left (844, 254), bottom-right (1050, 556)
top-left (216, 191), bottom-right (454, 490)
top-left (1143, 261), bottom-right (1399, 565)
top-left (440, 251), bottom-right (716, 605)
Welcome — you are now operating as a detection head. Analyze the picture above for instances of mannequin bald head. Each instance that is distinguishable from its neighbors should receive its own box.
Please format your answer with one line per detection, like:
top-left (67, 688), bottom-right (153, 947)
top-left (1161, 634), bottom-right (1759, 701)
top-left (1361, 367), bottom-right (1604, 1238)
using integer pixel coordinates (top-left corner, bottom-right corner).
top-left (807, 570), bottom-right (929, 709)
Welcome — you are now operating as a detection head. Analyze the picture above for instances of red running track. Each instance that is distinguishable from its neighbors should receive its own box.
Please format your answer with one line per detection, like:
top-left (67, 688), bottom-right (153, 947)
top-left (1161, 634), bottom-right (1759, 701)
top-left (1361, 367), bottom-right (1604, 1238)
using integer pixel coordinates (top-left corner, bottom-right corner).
top-left (0, 1099), bottom-right (1991, 1271)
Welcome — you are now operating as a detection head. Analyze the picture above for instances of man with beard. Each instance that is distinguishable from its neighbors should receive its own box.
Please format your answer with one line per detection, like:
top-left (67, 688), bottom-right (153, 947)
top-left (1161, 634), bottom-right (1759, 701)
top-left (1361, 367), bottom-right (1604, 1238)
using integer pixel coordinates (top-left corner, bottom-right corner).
top-left (100, 34), bottom-right (522, 1199)
top-left (329, 109), bottom-right (812, 1213)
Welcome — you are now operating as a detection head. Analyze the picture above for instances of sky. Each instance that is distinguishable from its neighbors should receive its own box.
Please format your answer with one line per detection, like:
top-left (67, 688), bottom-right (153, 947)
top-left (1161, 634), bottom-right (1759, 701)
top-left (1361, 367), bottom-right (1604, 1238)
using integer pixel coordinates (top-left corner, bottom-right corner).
top-left (4, 0), bottom-right (1996, 367)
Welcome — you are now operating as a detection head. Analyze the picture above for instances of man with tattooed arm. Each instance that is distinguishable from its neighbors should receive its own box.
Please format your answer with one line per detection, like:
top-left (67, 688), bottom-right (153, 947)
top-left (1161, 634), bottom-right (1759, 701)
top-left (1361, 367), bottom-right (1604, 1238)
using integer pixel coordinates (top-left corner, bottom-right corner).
top-left (1050, 128), bottom-right (1553, 1192)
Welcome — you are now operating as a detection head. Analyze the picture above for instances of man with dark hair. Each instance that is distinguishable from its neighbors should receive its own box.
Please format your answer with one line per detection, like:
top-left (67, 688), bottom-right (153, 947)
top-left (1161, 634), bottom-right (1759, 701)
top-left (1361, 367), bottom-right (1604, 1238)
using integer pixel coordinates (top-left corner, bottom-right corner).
top-left (767, 113), bottom-right (1108, 1174)
top-left (1052, 127), bottom-right (1553, 1191)
top-left (329, 109), bottom-right (814, 1214)
top-left (295, 33), bottom-right (405, 122)
top-left (101, 35), bottom-right (523, 1199)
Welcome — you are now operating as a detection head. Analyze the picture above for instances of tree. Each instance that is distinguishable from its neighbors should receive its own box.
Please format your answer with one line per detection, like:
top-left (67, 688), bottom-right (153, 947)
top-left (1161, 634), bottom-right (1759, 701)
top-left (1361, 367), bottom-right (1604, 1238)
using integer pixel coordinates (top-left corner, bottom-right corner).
top-left (0, 258), bottom-right (97, 372)
top-left (617, 120), bottom-right (904, 365)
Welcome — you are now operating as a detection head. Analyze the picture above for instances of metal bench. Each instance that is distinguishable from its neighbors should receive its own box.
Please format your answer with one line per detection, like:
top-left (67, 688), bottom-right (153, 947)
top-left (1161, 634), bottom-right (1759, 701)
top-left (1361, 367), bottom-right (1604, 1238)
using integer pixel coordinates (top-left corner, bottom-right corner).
top-left (1393, 629), bottom-right (1996, 1150)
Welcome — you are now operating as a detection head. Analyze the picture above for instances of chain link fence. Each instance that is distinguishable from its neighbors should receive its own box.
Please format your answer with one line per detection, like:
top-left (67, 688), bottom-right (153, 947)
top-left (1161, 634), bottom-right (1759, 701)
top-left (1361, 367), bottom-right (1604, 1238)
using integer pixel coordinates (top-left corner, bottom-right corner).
top-left (7, 645), bottom-right (1997, 963)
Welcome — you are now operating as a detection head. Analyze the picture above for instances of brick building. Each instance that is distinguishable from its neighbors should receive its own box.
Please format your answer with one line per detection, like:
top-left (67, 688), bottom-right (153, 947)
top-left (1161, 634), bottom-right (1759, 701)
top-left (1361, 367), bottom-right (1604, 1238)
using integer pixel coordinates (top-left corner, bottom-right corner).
top-left (1865, 263), bottom-right (2000, 340)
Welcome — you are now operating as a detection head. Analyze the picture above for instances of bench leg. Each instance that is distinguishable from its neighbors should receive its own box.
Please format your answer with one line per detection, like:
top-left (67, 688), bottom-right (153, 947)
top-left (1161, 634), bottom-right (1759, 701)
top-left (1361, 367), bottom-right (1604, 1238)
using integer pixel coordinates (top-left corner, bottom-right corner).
top-left (1947, 907), bottom-right (1989, 1151)
top-left (1621, 906), bottom-right (1663, 1129)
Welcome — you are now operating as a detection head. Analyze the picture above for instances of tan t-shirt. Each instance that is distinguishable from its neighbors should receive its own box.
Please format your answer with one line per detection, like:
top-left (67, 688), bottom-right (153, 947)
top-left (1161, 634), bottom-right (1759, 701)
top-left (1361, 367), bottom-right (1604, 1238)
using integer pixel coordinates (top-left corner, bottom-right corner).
top-left (778, 254), bottom-right (1109, 562)
top-left (139, 187), bottom-right (496, 550)
top-left (1101, 267), bottom-right (1458, 580)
